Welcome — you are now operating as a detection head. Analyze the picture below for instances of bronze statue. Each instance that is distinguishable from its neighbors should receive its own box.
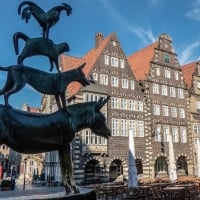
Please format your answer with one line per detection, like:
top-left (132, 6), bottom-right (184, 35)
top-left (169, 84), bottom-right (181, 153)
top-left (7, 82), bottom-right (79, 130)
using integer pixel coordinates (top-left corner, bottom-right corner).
top-left (0, 1), bottom-right (111, 196)
top-left (0, 63), bottom-right (94, 111)
top-left (0, 97), bottom-right (111, 193)
top-left (18, 1), bottom-right (72, 38)
top-left (13, 32), bottom-right (69, 72)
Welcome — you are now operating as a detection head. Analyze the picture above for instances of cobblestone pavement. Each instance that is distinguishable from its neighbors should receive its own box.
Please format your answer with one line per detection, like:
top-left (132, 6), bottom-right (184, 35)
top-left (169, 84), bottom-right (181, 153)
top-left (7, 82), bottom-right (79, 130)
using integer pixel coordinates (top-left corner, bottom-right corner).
top-left (0, 184), bottom-right (92, 200)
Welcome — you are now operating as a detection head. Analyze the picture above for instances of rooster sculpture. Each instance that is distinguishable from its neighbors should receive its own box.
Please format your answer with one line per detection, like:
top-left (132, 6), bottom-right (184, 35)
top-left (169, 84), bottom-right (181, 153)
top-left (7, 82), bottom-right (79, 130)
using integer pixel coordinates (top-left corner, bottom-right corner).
top-left (18, 1), bottom-right (72, 38)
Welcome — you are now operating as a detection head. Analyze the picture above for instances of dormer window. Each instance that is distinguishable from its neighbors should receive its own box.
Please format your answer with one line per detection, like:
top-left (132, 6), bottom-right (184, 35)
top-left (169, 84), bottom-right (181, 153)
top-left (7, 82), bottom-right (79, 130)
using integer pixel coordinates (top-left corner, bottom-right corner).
top-left (104, 55), bottom-right (109, 65)
top-left (197, 81), bottom-right (200, 89)
top-left (164, 53), bottom-right (170, 63)
top-left (113, 41), bottom-right (116, 46)
top-left (156, 67), bottom-right (160, 76)
top-left (111, 57), bottom-right (118, 67)
top-left (164, 69), bottom-right (171, 78)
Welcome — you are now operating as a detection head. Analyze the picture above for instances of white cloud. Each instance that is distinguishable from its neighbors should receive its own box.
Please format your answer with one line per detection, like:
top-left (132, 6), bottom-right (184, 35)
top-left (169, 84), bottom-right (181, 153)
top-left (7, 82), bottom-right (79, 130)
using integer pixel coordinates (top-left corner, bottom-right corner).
top-left (99, 0), bottom-right (156, 46)
top-left (178, 41), bottom-right (200, 64)
top-left (149, 0), bottom-right (160, 6)
top-left (186, 0), bottom-right (200, 21)
top-left (129, 26), bottom-right (156, 46)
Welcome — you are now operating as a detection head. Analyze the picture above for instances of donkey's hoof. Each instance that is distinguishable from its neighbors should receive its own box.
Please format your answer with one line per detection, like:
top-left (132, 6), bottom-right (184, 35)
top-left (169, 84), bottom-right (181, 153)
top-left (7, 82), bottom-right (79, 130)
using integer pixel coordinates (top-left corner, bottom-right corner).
top-left (73, 186), bottom-right (80, 194)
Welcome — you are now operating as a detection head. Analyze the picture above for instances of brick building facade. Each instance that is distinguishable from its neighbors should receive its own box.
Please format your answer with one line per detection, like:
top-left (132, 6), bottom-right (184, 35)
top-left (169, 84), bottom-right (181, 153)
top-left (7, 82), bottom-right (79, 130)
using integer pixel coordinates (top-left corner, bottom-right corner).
top-left (39, 32), bottom-right (198, 184)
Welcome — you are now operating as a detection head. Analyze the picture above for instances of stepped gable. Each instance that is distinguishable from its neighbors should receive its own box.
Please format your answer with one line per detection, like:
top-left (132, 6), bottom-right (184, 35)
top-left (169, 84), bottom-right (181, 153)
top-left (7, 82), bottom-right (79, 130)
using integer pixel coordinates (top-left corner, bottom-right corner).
top-left (182, 61), bottom-right (196, 88)
top-left (128, 42), bottom-right (158, 81)
top-left (60, 32), bottom-right (115, 98)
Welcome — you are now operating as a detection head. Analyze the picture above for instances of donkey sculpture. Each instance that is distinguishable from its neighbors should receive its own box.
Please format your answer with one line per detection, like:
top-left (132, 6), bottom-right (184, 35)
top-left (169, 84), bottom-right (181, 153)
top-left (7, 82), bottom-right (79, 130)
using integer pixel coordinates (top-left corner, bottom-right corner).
top-left (0, 96), bottom-right (111, 194)
top-left (0, 63), bottom-right (94, 112)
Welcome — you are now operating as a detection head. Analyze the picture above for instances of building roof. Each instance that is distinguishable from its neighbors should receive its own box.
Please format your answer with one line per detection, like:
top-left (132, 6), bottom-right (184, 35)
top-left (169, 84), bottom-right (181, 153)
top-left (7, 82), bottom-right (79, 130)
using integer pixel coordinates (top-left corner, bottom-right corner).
top-left (182, 61), bottom-right (196, 88)
top-left (22, 103), bottom-right (41, 113)
top-left (127, 42), bottom-right (158, 81)
top-left (60, 32), bottom-right (115, 98)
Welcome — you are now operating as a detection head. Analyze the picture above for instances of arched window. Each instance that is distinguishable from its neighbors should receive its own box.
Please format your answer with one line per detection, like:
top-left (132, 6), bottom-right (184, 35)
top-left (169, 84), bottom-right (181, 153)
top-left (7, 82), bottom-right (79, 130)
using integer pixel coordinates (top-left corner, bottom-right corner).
top-left (154, 156), bottom-right (168, 177)
top-left (177, 156), bottom-right (188, 175)
top-left (164, 53), bottom-right (170, 63)
top-left (109, 159), bottom-right (123, 181)
top-left (136, 159), bottom-right (143, 175)
top-left (84, 160), bottom-right (100, 184)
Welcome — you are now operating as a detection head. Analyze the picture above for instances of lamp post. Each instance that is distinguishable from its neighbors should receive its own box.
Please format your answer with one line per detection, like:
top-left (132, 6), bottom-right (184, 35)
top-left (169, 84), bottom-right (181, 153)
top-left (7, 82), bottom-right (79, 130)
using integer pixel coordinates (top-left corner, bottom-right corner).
top-left (23, 158), bottom-right (27, 190)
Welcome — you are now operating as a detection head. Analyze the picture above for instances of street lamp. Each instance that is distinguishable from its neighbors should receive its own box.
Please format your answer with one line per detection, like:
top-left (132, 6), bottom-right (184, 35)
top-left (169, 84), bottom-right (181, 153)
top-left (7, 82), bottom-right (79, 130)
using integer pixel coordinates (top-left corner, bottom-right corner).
top-left (23, 158), bottom-right (27, 190)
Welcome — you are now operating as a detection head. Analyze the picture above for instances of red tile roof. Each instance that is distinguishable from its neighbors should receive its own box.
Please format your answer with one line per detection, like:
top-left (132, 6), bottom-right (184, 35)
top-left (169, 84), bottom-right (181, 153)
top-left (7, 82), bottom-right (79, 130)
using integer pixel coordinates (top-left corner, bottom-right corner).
top-left (128, 42), bottom-right (158, 81)
top-left (29, 107), bottom-right (40, 113)
top-left (60, 32), bottom-right (115, 98)
top-left (182, 61), bottom-right (196, 88)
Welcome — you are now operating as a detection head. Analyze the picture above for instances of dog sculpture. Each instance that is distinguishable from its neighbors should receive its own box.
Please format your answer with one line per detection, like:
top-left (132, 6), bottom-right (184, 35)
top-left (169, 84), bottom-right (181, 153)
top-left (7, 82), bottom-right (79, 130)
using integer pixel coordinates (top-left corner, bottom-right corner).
top-left (13, 32), bottom-right (69, 72)
top-left (0, 96), bottom-right (111, 193)
top-left (18, 1), bottom-right (72, 38)
top-left (0, 63), bottom-right (94, 111)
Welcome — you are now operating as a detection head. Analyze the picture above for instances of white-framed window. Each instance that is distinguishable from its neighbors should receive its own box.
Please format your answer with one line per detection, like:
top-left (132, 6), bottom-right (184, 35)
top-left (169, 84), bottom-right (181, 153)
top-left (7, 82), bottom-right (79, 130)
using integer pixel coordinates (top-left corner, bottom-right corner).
top-left (162, 105), bottom-right (169, 116)
top-left (156, 67), bottom-right (160, 76)
top-left (163, 126), bottom-right (170, 142)
top-left (164, 69), bottom-right (171, 78)
top-left (196, 100), bottom-right (200, 110)
top-left (130, 100), bottom-right (135, 111)
top-left (111, 97), bottom-right (118, 109)
top-left (100, 74), bottom-right (108, 85)
top-left (175, 72), bottom-right (179, 80)
top-left (111, 76), bottom-right (119, 87)
top-left (112, 118), bottom-right (119, 136)
top-left (193, 124), bottom-right (200, 134)
top-left (129, 120), bottom-right (144, 137)
top-left (179, 108), bottom-right (185, 118)
top-left (171, 107), bottom-right (177, 117)
top-left (169, 87), bottom-right (176, 97)
top-left (93, 73), bottom-right (98, 81)
top-left (121, 98), bottom-right (127, 110)
top-left (137, 101), bottom-right (143, 112)
top-left (130, 80), bottom-right (135, 90)
top-left (161, 85), bottom-right (168, 96)
top-left (180, 126), bottom-right (187, 143)
top-left (153, 104), bottom-right (160, 115)
top-left (122, 79), bottom-right (129, 89)
top-left (129, 120), bottom-right (136, 137)
top-left (84, 129), bottom-right (107, 145)
top-left (194, 138), bottom-right (200, 149)
top-left (120, 59), bottom-right (125, 68)
top-left (198, 81), bottom-right (200, 89)
top-left (113, 41), bottom-right (116, 46)
top-left (111, 57), bottom-right (118, 67)
top-left (178, 88), bottom-right (184, 99)
top-left (172, 126), bottom-right (179, 143)
top-left (121, 119), bottom-right (128, 136)
top-left (155, 125), bottom-right (161, 142)
top-left (153, 83), bottom-right (159, 94)
top-left (137, 121), bottom-right (144, 137)
top-left (104, 55), bottom-right (109, 65)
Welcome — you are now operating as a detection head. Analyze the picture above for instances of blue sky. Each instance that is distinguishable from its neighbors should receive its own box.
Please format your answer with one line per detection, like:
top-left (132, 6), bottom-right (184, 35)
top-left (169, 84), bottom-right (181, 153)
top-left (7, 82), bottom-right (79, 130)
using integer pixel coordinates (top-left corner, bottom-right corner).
top-left (0, 0), bottom-right (200, 109)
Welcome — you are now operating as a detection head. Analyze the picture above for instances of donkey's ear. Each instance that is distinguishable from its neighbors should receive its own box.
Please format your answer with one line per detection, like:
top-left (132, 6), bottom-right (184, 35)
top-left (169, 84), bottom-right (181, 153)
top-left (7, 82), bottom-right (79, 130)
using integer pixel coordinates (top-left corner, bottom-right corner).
top-left (78, 62), bottom-right (86, 70)
top-left (86, 108), bottom-right (95, 124)
top-left (95, 96), bottom-right (110, 111)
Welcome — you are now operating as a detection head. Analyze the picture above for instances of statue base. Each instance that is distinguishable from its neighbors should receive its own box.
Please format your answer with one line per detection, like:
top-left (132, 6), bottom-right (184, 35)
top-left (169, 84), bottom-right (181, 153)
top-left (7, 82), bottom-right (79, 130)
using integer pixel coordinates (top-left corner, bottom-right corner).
top-left (41, 190), bottom-right (97, 200)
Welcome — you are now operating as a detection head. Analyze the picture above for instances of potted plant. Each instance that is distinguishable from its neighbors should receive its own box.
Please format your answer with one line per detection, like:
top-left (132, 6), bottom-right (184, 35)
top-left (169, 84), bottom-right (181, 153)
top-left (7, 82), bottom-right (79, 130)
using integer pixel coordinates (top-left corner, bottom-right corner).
top-left (1, 179), bottom-right (11, 191)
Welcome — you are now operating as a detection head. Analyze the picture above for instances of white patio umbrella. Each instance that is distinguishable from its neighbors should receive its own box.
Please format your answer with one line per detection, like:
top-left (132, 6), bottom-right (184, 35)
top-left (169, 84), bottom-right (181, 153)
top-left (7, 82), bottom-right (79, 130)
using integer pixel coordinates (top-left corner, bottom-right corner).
top-left (196, 139), bottom-right (200, 177)
top-left (168, 132), bottom-right (177, 182)
top-left (128, 129), bottom-right (138, 188)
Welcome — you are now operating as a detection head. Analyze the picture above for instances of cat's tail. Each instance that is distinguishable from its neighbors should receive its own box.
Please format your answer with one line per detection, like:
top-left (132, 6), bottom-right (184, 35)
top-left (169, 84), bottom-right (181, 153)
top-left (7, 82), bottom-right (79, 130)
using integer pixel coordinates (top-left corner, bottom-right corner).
top-left (0, 66), bottom-right (10, 71)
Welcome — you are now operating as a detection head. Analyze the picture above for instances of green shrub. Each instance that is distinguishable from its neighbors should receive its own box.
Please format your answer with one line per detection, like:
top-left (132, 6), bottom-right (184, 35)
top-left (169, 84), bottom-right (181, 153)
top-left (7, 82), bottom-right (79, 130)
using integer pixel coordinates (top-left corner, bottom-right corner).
top-left (1, 179), bottom-right (11, 187)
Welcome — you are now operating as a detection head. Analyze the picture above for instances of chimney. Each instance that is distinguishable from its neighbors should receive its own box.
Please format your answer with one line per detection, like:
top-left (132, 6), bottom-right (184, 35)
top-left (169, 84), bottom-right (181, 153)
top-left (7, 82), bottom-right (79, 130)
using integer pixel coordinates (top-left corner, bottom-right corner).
top-left (95, 32), bottom-right (104, 48)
